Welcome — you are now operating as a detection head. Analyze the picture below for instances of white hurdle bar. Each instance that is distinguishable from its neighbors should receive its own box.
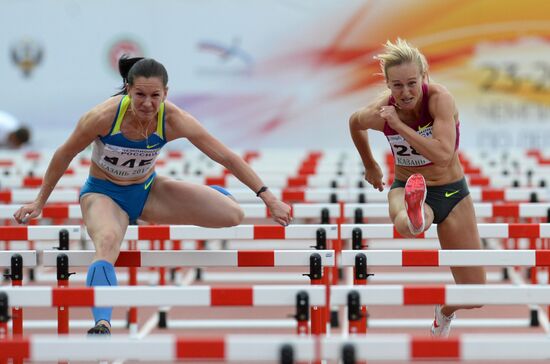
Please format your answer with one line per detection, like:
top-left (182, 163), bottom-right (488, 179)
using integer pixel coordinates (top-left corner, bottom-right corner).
top-left (0, 251), bottom-right (36, 267)
top-left (330, 285), bottom-right (550, 306)
top-left (42, 250), bottom-right (335, 267)
top-left (4, 285), bottom-right (550, 307)
top-left (340, 249), bottom-right (550, 267)
top-left (41, 248), bottom-right (550, 267)
top-left (0, 286), bottom-right (325, 307)
top-left (2, 202), bottom-right (550, 219)
top-left (323, 334), bottom-right (550, 361)
top-left (343, 202), bottom-right (550, 219)
top-left (0, 224), bottom-right (338, 241)
top-left (2, 223), bottom-right (550, 241)
top-left (1, 186), bottom-right (548, 203)
top-left (340, 223), bottom-right (550, 239)
top-left (3, 334), bottom-right (550, 361)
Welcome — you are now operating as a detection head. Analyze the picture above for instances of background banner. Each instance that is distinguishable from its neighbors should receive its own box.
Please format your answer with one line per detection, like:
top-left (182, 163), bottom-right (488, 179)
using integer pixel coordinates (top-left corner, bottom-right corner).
top-left (2, 0), bottom-right (550, 150)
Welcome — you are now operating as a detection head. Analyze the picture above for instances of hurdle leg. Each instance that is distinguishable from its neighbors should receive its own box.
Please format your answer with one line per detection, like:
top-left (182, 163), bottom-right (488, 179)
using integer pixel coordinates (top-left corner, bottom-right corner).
top-left (128, 240), bottom-right (138, 336)
top-left (9, 256), bottom-right (23, 338)
top-left (9, 255), bottom-right (23, 364)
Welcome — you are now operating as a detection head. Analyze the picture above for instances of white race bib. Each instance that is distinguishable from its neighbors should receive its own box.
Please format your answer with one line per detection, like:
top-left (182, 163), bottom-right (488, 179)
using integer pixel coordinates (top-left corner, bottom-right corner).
top-left (387, 125), bottom-right (433, 167)
top-left (93, 142), bottom-right (161, 179)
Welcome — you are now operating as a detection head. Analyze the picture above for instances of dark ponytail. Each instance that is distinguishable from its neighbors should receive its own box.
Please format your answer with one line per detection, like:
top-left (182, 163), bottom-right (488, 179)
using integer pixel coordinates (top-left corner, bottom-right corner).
top-left (114, 55), bottom-right (168, 96)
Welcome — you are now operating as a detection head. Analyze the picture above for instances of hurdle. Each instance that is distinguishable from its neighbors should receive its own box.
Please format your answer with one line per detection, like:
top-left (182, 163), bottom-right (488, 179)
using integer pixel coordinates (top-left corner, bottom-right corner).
top-left (0, 224), bottom-right (338, 241)
top-left (3, 201), bottom-right (550, 221)
top-left (340, 223), bottom-right (550, 239)
top-left (340, 249), bottom-right (550, 267)
top-left (42, 250), bottom-right (335, 267)
top-left (0, 251), bottom-right (35, 343)
top-left (2, 333), bottom-right (550, 362)
top-left (1, 186), bottom-right (548, 204)
top-left (2, 222), bottom-right (548, 242)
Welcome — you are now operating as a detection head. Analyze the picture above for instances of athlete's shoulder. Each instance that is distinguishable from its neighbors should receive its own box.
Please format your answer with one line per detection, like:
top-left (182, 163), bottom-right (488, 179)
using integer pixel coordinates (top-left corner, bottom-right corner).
top-left (426, 83), bottom-right (457, 118)
top-left (163, 100), bottom-right (196, 124)
top-left (161, 100), bottom-right (203, 141)
top-left (79, 96), bottom-right (122, 131)
top-left (162, 100), bottom-right (180, 116)
top-left (427, 83), bottom-right (453, 99)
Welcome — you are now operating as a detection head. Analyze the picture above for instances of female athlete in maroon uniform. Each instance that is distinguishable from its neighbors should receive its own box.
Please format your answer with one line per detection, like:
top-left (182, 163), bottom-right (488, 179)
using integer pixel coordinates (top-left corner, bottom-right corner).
top-left (349, 39), bottom-right (486, 337)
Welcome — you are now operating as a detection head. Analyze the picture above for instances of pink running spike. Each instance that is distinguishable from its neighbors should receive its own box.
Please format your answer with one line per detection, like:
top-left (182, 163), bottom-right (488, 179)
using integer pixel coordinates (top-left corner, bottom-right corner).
top-left (404, 173), bottom-right (426, 234)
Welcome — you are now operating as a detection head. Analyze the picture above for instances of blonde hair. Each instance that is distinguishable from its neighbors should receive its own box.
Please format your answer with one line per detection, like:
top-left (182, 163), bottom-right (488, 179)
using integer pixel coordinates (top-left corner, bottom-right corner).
top-left (375, 38), bottom-right (428, 79)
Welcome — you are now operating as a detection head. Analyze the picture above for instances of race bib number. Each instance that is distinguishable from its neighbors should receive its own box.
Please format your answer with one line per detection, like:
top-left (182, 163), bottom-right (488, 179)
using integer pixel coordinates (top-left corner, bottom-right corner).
top-left (387, 130), bottom-right (432, 167)
top-left (98, 144), bottom-right (160, 178)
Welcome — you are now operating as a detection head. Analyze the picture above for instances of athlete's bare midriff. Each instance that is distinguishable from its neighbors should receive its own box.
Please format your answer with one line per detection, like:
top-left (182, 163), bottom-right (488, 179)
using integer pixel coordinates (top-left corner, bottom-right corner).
top-left (393, 153), bottom-right (464, 186)
top-left (89, 162), bottom-right (155, 186)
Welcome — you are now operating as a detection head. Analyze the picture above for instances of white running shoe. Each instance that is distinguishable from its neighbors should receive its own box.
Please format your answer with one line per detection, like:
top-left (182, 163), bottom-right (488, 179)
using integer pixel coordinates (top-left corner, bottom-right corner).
top-left (404, 173), bottom-right (427, 235)
top-left (430, 304), bottom-right (455, 337)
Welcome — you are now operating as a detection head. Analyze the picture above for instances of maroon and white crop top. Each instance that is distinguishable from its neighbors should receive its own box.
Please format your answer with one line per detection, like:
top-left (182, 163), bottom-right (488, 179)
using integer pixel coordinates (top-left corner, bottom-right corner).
top-left (383, 84), bottom-right (460, 167)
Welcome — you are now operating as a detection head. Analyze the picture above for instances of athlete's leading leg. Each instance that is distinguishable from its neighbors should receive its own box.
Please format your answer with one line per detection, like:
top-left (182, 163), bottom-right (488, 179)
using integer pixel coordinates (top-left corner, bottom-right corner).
top-left (80, 193), bottom-right (129, 334)
top-left (140, 176), bottom-right (244, 226)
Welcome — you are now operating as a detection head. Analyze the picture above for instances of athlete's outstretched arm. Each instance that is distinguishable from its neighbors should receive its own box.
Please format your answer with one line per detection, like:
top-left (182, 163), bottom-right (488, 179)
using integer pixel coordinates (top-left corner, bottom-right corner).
top-left (13, 107), bottom-right (108, 224)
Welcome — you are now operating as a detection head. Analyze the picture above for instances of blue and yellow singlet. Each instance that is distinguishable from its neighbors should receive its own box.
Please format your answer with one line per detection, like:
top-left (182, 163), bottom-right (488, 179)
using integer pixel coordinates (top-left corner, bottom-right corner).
top-left (91, 95), bottom-right (167, 180)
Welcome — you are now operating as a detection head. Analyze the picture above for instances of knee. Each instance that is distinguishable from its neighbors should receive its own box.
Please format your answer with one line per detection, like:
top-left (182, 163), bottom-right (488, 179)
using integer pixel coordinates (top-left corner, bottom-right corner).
top-left (395, 225), bottom-right (415, 238)
top-left (93, 230), bottom-right (123, 261)
top-left (225, 205), bottom-right (244, 226)
top-left (393, 218), bottom-right (416, 238)
top-left (391, 211), bottom-right (416, 238)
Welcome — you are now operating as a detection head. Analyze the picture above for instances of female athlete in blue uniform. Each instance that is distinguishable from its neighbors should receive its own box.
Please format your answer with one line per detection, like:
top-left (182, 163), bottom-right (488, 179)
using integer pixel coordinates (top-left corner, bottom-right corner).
top-left (14, 56), bottom-right (292, 334)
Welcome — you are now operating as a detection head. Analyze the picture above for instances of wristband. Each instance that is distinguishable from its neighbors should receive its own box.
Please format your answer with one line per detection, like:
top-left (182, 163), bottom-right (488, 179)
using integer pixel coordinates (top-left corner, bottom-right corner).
top-left (256, 186), bottom-right (268, 197)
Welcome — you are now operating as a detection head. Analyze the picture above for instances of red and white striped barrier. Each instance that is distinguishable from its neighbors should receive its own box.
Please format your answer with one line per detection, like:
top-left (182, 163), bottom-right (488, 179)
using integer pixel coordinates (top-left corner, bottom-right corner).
top-left (330, 285), bottom-right (550, 305)
top-left (4, 285), bottom-right (550, 307)
top-left (0, 225), bottom-right (81, 240)
top-left (0, 286), bottom-right (325, 307)
top-left (3, 202), bottom-right (550, 220)
top-left (5, 316), bottom-right (535, 330)
top-left (344, 202), bottom-right (550, 219)
top-left (3, 223), bottom-right (549, 241)
top-left (0, 189), bottom-right (79, 204)
top-left (0, 224), bottom-right (338, 241)
top-left (323, 334), bottom-right (550, 361)
top-left (0, 251), bottom-right (36, 267)
top-left (341, 223), bottom-right (550, 239)
top-left (2, 335), bottom-right (317, 362)
top-left (42, 250), bottom-right (335, 267)
top-left (1, 186), bottom-right (548, 203)
top-left (340, 249), bottom-right (550, 267)
top-left (2, 334), bottom-right (550, 361)
top-left (0, 204), bottom-right (85, 219)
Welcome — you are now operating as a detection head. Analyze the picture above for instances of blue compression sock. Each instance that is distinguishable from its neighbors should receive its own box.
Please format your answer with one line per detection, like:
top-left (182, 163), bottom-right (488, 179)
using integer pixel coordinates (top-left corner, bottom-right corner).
top-left (86, 260), bottom-right (117, 324)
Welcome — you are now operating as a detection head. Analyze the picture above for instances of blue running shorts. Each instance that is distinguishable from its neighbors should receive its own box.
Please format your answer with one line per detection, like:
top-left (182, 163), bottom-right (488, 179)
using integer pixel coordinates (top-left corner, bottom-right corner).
top-left (80, 173), bottom-right (156, 224)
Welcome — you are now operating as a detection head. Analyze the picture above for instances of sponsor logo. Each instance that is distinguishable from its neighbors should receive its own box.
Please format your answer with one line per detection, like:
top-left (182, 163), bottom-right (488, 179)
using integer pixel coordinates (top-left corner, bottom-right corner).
top-left (418, 122), bottom-right (432, 133)
top-left (146, 143), bottom-right (160, 149)
top-left (445, 190), bottom-right (460, 198)
top-left (144, 177), bottom-right (154, 190)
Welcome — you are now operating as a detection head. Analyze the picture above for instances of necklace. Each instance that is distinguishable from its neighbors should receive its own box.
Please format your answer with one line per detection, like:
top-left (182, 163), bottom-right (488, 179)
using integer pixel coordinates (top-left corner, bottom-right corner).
top-left (136, 118), bottom-right (154, 145)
